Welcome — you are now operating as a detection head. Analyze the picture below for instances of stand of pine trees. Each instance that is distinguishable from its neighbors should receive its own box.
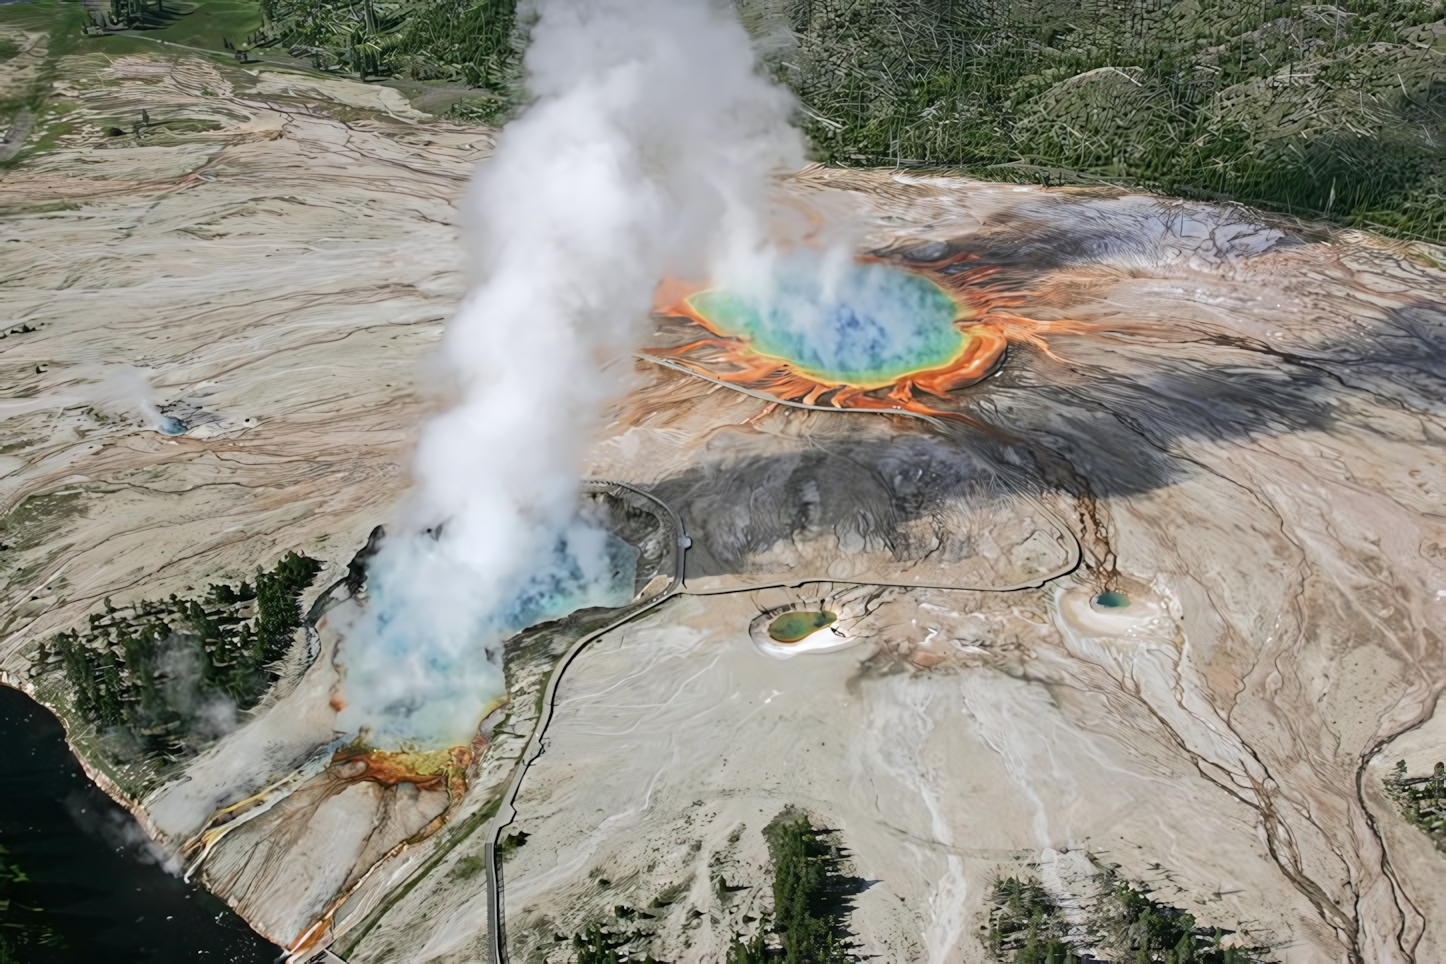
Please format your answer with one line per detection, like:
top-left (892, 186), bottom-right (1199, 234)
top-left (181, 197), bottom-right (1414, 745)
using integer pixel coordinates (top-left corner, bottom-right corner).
top-left (42, 551), bottom-right (322, 760)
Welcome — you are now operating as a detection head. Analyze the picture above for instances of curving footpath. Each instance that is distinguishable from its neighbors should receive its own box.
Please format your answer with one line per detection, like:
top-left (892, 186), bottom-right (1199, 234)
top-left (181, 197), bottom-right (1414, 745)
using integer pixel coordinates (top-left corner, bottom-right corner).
top-left (485, 481), bottom-right (690, 964)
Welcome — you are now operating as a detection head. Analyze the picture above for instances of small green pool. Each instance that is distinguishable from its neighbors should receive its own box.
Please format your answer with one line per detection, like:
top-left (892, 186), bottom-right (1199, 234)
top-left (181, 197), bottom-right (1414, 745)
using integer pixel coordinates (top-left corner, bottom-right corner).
top-left (768, 610), bottom-right (838, 643)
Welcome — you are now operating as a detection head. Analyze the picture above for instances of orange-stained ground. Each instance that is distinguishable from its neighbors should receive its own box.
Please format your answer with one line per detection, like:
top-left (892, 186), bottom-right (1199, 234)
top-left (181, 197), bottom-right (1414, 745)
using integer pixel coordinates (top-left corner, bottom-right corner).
top-left (329, 744), bottom-right (472, 800)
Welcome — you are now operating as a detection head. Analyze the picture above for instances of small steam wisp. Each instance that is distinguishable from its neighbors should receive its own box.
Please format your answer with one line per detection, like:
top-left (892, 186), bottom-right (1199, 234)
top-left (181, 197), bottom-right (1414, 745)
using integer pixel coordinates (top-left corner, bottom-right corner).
top-left (336, 0), bottom-right (804, 746)
top-left (98, 368), bottom-right (186, 435)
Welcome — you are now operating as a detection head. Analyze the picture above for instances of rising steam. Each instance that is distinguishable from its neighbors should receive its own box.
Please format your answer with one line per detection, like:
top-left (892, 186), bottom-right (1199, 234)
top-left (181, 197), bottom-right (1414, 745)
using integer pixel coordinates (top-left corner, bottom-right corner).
top-left (97, 367), bottom-right (186, 435)
top-left (335, 0), bottom-right (804, 745)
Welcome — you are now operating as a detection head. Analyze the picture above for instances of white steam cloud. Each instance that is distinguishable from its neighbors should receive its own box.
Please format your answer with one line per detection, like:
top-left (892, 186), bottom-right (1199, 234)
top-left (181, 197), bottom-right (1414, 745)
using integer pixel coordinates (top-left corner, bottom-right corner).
top-left (96, 367), bottom-right (186, 435)
top-left (336, 0), bottom-right (804, 746)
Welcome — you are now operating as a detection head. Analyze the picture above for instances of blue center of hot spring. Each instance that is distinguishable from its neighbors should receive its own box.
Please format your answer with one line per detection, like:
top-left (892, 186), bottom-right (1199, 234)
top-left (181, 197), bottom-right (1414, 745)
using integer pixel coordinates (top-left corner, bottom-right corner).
top-left (687, 254), bottom-right (965, 387)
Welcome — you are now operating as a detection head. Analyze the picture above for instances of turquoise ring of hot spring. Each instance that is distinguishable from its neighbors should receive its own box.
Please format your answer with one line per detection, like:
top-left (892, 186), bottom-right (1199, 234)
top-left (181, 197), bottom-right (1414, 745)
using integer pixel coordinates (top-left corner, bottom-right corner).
top-left (653, 252), bottom-right (1007, 415)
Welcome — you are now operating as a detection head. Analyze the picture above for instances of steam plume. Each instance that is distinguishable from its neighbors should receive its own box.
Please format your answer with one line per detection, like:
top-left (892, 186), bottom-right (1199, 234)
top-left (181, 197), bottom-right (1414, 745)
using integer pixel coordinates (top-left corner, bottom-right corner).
top-left (336, 0), bottom-right (803, 745)
top-left (97, 367), bottom-right (186, 435)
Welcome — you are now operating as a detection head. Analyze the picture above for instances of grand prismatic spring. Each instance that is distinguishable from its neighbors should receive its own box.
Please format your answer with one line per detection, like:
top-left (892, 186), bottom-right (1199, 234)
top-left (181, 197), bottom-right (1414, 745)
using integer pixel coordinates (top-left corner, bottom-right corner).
top-left (3, 9), bottom-right (1446, 964)
top-left (648, 249), bottom-right (1083, 418)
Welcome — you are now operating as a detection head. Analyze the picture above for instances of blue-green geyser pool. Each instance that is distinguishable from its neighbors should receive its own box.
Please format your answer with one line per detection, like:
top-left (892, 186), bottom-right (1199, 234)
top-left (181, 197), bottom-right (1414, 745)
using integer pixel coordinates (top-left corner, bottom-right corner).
top-left (1093, 590), bottom-right (1130, 609)
top-left (688, 253), bottom-right (965, 386)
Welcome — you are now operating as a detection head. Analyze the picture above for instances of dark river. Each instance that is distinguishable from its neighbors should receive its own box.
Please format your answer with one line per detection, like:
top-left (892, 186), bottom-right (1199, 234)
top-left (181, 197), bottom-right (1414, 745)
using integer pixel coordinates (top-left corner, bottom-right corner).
top-left (0, 685), bottom-right (280, 963)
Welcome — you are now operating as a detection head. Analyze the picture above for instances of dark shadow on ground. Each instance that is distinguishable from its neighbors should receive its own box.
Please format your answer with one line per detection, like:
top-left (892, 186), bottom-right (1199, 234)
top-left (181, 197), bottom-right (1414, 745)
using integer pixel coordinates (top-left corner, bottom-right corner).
top-left (646, 289), bottom-right (1446, 580)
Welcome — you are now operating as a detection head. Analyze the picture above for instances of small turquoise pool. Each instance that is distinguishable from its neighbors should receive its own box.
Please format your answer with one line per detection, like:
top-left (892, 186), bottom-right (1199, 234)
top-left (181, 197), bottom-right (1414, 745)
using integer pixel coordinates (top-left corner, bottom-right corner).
top-left (1093, 590), bottom-right (1130, 609)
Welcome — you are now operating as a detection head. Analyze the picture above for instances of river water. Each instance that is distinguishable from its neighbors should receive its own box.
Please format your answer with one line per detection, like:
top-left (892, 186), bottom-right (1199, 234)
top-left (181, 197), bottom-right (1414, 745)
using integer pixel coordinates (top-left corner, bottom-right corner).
top-left (0, 686), bottom-right (280, 963)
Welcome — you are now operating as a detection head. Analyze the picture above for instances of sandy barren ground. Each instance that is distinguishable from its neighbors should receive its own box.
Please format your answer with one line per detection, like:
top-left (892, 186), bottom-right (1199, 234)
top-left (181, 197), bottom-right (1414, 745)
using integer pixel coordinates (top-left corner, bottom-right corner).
top-left (1, 50), bottom-right (485, 647)
top-left (458, 179), bottom-right (1446, 963)
top-left (4, 42), bottom-right (1446, 964)
top-left (0, 47), bottom-right (488, 951)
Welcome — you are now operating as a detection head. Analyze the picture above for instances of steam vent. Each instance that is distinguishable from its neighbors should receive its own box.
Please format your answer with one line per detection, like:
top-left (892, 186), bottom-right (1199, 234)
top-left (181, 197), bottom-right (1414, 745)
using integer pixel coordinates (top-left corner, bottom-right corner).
top-left (5, 3), bottom-right (1446, 964)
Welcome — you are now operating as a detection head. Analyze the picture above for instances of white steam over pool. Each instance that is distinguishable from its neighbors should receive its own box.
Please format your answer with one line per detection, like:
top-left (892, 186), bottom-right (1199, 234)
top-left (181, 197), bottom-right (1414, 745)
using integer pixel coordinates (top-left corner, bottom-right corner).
top-left (335, 0), bottom-right (804, 746)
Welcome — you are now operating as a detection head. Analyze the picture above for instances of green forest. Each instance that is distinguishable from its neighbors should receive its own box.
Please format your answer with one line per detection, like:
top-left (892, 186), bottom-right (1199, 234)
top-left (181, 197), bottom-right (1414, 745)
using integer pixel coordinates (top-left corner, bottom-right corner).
top-left (36, 551), bottom-right (323, 761)
top-left (765, 0), bottom-right (1446, 243)
top-left (118, 0), bottom-right (1446, 242)
top-left (258, 0), bottom-right (516, 91)
top-left (1386, 759), bottom-right (1446, 851)
top-left (987, 869), bottom-right (1274, 963)
top-left (722, 809), bottom-right (861, 964)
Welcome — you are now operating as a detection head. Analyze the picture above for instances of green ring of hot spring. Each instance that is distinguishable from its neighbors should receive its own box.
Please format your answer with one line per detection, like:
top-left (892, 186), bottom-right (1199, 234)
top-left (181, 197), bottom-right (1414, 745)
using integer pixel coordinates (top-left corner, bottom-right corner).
top-left (688, 258), bottom-right (966, 387)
